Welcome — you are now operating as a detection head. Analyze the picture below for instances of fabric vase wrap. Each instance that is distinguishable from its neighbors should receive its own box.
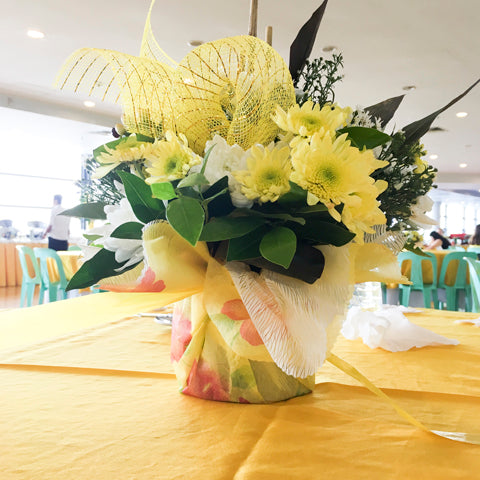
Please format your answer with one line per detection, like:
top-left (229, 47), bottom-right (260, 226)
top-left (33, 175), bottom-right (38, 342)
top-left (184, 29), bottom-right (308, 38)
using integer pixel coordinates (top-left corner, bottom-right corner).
top-left (104, 220), bottom-right (362, 403)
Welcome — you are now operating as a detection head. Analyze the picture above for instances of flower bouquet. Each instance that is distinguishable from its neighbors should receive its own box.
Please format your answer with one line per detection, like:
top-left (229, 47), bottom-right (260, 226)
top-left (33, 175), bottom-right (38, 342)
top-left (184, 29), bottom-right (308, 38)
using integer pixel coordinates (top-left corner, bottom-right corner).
top-left (58, 0), bottom-right (478, 403)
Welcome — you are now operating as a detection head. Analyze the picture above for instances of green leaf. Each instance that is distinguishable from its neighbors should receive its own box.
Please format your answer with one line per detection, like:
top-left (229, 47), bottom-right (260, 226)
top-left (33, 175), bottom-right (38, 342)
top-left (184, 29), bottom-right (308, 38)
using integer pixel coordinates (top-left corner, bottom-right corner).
top-left (200, 216), bottom-right (265, 242)
top-left (166, 197), bottom-right (205, 245)
top-left (110, 221), bottom-right (144, 240)
top-left (83, 233), bottom-right (102, 242)
top-left (226, 227), bottom-right (267, 261)
top-left (278, 182), bottom-right (308, 206)
top-left (289, 0), bottom-right (328, 85)
top-left (118, 171), bottom-right (165, 224)
top-left (66, 248), bottom-right (139, 290)
top-left (402, 79), bottom-right (480, 145)
top-left (177, 173), bottom-right (210, 188)
top-left (200, 144), bottom-right (215, 175)
top-left (259, 227), bottom-right (297, 269)
top-left (337, 126), bottom-right (391, 150)
top-left (248, 242), bottom-right (325, 284)
top-left (151, 182), bottom-right (177, 200)
top-left (297, 204), bottom-right (328, 214)
top-left (364, 95), bottom-right (405, 128)
top-left (203, 176), bottom-right (235, 217)
top-left (60, 202), bottom-right (107, 220)
top-left (293, 219), bottom-right (355, 246)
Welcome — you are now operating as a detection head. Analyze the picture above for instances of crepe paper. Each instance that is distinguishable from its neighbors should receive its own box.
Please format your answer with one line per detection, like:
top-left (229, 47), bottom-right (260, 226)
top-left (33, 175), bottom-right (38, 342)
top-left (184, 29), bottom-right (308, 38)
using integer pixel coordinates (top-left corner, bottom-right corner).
top-left (342, 306), bottom-right (459, 351)
top-left (327, 353), bottom-right (480, 445)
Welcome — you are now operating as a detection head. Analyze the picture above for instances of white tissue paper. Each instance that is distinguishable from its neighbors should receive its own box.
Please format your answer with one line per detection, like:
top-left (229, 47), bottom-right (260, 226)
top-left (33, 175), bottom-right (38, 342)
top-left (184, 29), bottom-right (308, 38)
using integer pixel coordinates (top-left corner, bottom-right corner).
top-left (342, 305), bottom-right (459, 351)
top-left (454, 318), bottom-right (480, 327)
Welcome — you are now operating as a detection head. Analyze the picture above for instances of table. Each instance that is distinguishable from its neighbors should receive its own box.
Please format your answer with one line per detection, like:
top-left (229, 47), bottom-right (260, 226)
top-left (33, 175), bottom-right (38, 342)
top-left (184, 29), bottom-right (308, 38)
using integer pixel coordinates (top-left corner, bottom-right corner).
top-left (47, 250), bottom-right (82, 282)
top-left (1, 294), bottom-right (480, 478)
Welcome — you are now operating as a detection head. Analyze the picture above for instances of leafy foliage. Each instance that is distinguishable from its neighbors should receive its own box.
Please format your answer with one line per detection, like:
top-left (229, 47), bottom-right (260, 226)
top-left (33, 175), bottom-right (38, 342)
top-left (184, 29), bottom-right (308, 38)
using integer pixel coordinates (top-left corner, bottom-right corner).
top-left (295, 53), bottom-right (344, 107)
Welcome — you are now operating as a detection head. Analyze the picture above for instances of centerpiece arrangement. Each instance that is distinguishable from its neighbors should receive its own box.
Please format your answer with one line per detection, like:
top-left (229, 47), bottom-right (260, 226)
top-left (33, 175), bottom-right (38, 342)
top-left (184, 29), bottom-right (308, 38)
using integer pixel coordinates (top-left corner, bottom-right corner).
top-left (57, 0), bottom-right (478, 403)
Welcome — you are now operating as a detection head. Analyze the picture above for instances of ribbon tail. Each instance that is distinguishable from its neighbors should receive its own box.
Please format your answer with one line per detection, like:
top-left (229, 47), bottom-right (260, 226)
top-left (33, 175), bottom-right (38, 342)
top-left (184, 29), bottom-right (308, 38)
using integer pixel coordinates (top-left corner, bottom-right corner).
top-left (326, 353), bottom-right (480, 445)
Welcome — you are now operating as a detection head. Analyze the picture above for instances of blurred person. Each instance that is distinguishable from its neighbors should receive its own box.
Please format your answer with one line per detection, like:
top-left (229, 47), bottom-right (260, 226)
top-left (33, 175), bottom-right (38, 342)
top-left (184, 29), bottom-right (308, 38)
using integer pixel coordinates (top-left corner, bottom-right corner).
top-left (424, 228), bottom-right (451, 250)
top-left (43, 194), bottom-right (70, 251)
top-left (469, 224), bottom-right (480, 246)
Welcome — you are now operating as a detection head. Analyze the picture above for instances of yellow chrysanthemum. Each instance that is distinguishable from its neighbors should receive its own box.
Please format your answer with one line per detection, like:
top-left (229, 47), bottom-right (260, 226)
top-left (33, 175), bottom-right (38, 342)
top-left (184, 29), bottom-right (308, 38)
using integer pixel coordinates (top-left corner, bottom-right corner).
top-left (290, 132), bottom-right (387, 238)
top-left (145, 131), bottom-right (201, 184)
top-left (414, 155), bottom-right (429, 176)
top-left (94, 134), bottom-right (149, 179)
top-left (272, 100), bottom-right (352, 138)
top-left (233, 145), bottom-right (291, 203)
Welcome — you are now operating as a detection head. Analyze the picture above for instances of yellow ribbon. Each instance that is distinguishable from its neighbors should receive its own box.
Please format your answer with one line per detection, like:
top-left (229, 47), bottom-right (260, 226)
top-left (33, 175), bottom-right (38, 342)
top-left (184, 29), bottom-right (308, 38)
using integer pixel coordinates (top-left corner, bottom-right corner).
top-left (327, 353), bottom-right (480, 445)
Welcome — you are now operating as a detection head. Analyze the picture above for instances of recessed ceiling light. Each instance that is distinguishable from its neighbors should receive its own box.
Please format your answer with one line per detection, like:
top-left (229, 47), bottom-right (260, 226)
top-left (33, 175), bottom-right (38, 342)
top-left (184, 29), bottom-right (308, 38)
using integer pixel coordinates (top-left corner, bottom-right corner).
top-left (322, 45), bottom-right (338, 52)
top-left (459, 163), bottom-right (468, 168)
top-left (27, 29), bottom-right (44, 39)
top-left (83, 100), bottom-right (96, 108)
top-left (456, 111), bottom-right (468, 118)
top-left (402, 85), bottom-right (416, 91)
top-left (187, 40), bottom-right (203, 47)
top-left (429, 154), bottom-right (438, 160)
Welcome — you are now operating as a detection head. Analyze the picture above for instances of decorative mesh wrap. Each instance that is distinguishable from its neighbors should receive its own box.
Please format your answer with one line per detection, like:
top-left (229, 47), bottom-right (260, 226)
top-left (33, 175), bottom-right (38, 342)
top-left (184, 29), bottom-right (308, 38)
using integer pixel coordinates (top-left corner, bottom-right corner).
top-left (55, 5), bottom-right (295, 154)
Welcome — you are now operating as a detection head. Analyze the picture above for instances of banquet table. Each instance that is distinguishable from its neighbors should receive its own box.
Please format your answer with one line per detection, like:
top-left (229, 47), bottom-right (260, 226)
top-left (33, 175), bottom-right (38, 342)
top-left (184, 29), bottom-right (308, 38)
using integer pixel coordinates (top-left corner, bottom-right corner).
top-left (0, 241), bottom-right (46, 287)
top-left (1, 294), bottom-right (480, 479)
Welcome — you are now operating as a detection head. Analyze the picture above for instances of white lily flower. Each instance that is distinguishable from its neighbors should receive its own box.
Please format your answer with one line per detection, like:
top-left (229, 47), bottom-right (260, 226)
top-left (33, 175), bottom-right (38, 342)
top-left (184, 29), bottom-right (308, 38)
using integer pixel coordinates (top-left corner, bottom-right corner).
top-left (410, 194), bottom-right (438, 229)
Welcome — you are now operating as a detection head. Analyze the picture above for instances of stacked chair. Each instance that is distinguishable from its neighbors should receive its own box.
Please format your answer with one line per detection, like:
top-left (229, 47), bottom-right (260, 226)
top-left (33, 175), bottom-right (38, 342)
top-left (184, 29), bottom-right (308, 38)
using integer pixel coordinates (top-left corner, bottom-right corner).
top-left (16, 246), bottom-right (44, 307)
top-left (33, 248), bottom-right (68, 303)
top-left (437, 251), bottom-right (477, 311)
top-left (397, 251), bottom-right (438, 308)
top-left (464, 257), bottom-right (480, 313)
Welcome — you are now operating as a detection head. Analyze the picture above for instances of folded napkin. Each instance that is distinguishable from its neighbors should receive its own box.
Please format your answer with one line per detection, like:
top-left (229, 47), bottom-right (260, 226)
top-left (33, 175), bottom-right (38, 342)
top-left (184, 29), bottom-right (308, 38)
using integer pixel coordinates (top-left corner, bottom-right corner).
top-left (342, 305), bottom-right (459, 351)
top-left (454, 318), bottom-right (480, 327)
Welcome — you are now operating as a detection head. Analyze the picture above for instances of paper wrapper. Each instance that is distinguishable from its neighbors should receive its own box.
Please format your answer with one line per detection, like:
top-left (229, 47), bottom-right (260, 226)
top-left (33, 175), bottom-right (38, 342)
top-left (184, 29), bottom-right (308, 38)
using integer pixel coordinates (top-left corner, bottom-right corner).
top-left (102, 221), bottom-right (408, 403)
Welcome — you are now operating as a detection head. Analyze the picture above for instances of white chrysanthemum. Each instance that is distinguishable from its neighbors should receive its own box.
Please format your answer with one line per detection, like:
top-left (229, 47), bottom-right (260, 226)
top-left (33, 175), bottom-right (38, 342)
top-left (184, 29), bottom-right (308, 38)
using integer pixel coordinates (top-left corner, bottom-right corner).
top-left (85, 198), bottom-right (144, 270)
top-left (190, 134), bottom-right (253, 208)
top-left (410, 194), bottom-right (438, 229)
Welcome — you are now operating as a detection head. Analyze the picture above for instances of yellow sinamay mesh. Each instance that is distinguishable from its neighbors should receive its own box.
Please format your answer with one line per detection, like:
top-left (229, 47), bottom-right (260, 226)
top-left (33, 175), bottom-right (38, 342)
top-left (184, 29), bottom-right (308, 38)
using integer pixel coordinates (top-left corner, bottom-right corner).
top-left (55, 8), bottom-right (295, 153)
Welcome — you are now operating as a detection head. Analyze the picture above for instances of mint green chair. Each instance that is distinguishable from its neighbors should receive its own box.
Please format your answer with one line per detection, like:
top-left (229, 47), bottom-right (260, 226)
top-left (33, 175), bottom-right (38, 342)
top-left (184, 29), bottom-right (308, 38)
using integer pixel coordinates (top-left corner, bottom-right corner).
top-left (467, 246), bottom-right (480, 255)
top-left (68, 245), bottom-right (82, 251)
top-left (16, 245), bottom-right (44, 307)
top-left (34, 248), bottom-right (68, 303)
top-left (437, 251), bottom-right (477, 311)
top-left (398, 251), bottom-right (438, 308)
top-left (464, 257), bottom-right (480, 313)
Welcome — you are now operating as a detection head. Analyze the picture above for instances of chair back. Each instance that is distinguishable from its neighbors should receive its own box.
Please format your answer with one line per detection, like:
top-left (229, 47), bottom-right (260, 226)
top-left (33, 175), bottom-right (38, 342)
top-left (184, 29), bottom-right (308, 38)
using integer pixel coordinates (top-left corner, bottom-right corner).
top-left (68, 245), bottom-right (82, 251)
top-left (438, 251), bottom-right (477, 289)
top-left (16, 245), bottom-right (43, 307)
top-left (464, 257), bottom-right (480, 313)
top-left (34, 248), bottom-right (68, 302)
top-left (16, 245), bottom-right (41, 284)
top-left (398, 251), bottom-right (437, 287)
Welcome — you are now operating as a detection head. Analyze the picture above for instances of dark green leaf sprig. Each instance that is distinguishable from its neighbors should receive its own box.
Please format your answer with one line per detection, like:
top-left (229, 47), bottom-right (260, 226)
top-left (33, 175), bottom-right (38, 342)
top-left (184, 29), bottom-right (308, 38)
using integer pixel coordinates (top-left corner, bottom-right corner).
top-left (374, 132), bottom-right (437, 231)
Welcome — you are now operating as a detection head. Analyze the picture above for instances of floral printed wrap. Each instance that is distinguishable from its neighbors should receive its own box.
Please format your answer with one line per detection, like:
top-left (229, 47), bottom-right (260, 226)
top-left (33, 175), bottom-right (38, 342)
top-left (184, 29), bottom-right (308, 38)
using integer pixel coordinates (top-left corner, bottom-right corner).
top-left (102, 220), bottom-right (406, 403)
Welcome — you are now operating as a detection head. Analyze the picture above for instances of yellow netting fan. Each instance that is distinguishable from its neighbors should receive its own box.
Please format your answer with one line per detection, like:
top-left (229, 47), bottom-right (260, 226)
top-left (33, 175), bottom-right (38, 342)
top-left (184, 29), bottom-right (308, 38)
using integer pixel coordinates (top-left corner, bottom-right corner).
top-left (55, 0), bottom-right (295, 154)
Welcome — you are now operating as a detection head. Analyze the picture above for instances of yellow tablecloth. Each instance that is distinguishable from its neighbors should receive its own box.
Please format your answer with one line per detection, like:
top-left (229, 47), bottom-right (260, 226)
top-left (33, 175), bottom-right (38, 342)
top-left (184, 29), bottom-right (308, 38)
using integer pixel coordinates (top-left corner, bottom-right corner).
top-left (46, 250), bottom-right (82, 282)
top-left (1, 294), bottom-right (480, 478)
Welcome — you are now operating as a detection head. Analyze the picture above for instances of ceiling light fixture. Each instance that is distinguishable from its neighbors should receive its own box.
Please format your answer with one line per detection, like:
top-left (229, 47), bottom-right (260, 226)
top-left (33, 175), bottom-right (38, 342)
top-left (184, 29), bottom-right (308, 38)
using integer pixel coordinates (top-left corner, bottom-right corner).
top-left (322, 45), bottom-right (338, 52)
top-left (27, 29), bottom-right (45, 39)
top-left (429, 154), bottom-right (438, 160)
top-left (83, 100), bottom-right (96, 108)
top-left (459, 163), bottom-right (468, 168)
top-left (402, 85), bottom-right (416, 91)
top-left (456, 111), bottom-right (468, 118)
top-left (187, 40), bottom-right (203, 47)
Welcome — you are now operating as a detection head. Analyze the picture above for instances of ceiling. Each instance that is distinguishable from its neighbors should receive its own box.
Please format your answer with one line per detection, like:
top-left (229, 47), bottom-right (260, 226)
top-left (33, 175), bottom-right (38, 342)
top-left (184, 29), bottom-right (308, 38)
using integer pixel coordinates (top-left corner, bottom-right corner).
top-left (1, 0), bottom-right (479, 190)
